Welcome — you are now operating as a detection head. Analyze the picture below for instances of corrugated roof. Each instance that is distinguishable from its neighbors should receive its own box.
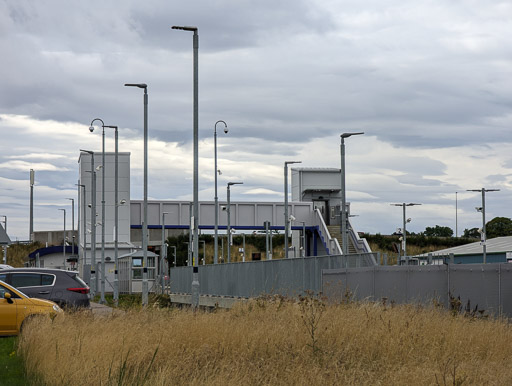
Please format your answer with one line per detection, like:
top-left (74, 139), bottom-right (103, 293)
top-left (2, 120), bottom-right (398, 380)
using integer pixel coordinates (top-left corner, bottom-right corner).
top-left (418, 236), bottom-right (512, 256)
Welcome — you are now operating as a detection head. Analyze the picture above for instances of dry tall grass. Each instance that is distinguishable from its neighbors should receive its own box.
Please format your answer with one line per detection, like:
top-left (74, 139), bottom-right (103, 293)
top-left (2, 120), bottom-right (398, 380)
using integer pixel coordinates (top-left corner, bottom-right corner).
top-left (18, 298), bottom-right (512, 385)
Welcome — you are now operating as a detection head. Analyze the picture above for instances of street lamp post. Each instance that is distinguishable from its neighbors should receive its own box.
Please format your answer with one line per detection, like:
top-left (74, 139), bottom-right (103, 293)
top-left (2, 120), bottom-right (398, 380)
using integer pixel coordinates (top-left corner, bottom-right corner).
top-left (89, 119), bottom-right (118, 305)
top-left (29, 169), bottom-right (34, 242)
top-left (214, 120), bottom-right (228, 265)
top-left (227, 182), bottom-right (243, 263)
top-left (284, 161), bottom-right (301, 259)
top-left (76, 183), bottom-right (86, 272)
top-left (161, 212), bottom-right (168, 293)
top-left (467, 188), bottom-right (499, 264)
top-left (455, 191), bottom-right (458, 238)
top-left (1, 216), bottom-right (7, 264)
top-left (391, 203), bottom-right (421, 264)
top-left (172, 25), bottom-right (200, 308)
top-left (340, 132), bottom-right (364, 255)
top-left (81, 150), bottom-right (97, 297)
top-left (58, 209), bottom-right (66, 268)
top-left (124, 83), bottom-right (149, 306)
top-left (67, 198), bottom-right (75, 261)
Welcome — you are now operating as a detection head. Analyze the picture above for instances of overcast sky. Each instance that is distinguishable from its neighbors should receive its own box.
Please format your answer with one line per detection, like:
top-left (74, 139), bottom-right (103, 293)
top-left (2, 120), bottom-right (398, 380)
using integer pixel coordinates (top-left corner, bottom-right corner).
top-left (1, 0), bottom-right (511, 240)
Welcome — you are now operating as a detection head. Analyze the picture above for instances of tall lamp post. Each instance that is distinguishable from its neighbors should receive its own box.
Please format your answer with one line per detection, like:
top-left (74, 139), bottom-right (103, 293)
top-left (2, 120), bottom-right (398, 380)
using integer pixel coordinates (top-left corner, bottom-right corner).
top-left (284, 161), bottom-right (301, 259)
top-left (67, 198), bottom-right (75, 261)
top-left (214, 120), bottom-right (228, 265)
top-left (29, 169), bottom-right (34, 242)
top-left (455, 191), bottom-right (458, 238)
top-left (124, 83), bottom-right (149, 306)
top-left (467, 188), bottom-right (499, 264)
top-left (227, 182), bottom-right (243, 263)
top-left (391, 203), bottom-right (421, 264)
top-left (81, 150), bottom-right (97, 297)
top-left (76, 183), bottom-right (86, 273)
top-left (161, 212), bottom-right (168, 293)
top-left (340, 132), bottom-right (364, 255)
top-left (58, 209), bottom-right (66, 268)
top-left (1, 216), bottom-right (7, 264)
top-left (89, 119), bottom-right (118, 305)
top-left (172, 25), bottom-right (200, 308)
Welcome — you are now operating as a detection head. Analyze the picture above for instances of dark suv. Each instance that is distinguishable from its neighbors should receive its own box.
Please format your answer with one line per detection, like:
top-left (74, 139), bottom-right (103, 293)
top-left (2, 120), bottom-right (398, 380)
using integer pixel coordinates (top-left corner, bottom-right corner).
top-left (0, 268), bottom-right (90, 309)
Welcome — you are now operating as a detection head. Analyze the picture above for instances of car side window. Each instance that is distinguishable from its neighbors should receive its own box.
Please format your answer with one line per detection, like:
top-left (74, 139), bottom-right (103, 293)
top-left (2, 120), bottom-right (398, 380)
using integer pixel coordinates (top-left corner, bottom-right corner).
top-left (11, 273), bottom-right (42, 287)
top-left (41, 274), bottom-right (54, 286)
top-left (0, 273), bottom-right (7, 282)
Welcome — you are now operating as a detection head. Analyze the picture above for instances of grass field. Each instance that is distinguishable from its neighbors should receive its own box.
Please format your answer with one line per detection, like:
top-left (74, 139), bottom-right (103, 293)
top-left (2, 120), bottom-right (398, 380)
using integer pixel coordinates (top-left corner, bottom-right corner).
top-left (16, 296), bottom-right (512, 385)
top-left (0, 337), bottom-right (28, 386)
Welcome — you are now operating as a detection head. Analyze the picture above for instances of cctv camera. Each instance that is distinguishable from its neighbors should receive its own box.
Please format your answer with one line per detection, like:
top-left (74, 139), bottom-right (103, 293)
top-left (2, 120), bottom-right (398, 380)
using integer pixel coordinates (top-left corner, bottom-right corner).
top-left (224, 127), bottom-right (229, 134)
top-left (406, 218), bottom-right (411, 223)
top-left (289, 215), bottom-right (296, 221)
top-left (88, 203), bottom-right (92, 208)
top-left (89, 126), bottom-right (95, 133)
top-left (221, 206), bottom-right (227, 211)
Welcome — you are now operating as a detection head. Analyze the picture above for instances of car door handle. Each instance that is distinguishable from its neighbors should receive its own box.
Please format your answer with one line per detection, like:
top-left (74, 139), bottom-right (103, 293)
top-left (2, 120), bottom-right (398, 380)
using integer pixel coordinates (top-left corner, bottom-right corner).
top-left (38, 291), bottom-right (50, 294)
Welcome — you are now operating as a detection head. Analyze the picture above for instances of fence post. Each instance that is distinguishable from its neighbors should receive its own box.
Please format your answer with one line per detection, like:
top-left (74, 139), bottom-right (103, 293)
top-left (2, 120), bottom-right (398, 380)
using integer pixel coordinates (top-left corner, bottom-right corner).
top-left (449, 253), bottom-right (454, 264)
top-left (383, 253), bottom-right (388, 266)
top-left (377, 251), bottom-right (381, 265)
top-left (428, 253), bottom-right (432, 265)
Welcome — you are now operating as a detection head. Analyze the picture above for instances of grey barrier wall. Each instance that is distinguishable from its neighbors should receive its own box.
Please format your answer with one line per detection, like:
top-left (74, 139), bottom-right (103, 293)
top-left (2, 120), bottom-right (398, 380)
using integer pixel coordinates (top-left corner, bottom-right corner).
top-left (170, 253), bottom-right (377, 298)
top-left (322, 263), bottom-right (512, 317)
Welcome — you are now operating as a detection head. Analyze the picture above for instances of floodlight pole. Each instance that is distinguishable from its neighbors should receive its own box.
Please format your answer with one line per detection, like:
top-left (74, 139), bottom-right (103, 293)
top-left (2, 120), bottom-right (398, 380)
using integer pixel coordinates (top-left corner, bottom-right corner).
top-left (227, 182), bottom-right (243, 263)
top-left (124, 83), bottom-right (149, 306)
top-left (284, 161), bottom-right (301, 259)
top-left (214, 120), bottom-right (228, 265)
top-left (391, 203), bottom-right (421, 264)
top-left (340, 132), bottom-right (364, 255)
top-left (467, 188), bottom-right (499, 264)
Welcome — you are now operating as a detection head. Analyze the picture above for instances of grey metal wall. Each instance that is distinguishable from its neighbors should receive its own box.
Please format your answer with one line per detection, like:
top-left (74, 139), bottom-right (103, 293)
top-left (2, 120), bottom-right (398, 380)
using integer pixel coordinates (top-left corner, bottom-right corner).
top-left (322, 263), bottom-right (512, 317)
top-left (170, 253), bottom-right (377, 298)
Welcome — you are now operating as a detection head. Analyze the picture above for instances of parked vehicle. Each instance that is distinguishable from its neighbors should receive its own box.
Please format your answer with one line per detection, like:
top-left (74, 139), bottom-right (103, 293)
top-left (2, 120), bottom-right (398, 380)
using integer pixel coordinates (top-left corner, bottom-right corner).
top-left (0, 264), bottom-right (13, 270)
top-left (0, 280), bottom-right (62, 336)
top-left (0, 268), bottom-right (90, 309)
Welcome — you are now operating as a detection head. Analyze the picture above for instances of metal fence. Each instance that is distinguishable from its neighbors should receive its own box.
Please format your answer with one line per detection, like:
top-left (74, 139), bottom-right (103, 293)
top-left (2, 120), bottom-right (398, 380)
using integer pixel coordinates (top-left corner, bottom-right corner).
top-left (170, 253), bottom-right (377, 298)
top-left (322, 263), bottom-right (512, 317)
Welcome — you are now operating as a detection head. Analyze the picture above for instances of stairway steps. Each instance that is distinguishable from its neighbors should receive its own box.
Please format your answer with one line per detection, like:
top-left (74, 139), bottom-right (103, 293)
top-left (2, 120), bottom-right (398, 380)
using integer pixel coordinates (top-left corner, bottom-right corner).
top-left (327, 225), bottom-right (357, 254)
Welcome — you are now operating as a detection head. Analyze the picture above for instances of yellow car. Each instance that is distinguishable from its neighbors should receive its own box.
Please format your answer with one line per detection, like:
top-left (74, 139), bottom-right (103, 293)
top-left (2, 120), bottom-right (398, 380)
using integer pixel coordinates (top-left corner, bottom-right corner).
top-left (0, 279), bottom-right (62, 336)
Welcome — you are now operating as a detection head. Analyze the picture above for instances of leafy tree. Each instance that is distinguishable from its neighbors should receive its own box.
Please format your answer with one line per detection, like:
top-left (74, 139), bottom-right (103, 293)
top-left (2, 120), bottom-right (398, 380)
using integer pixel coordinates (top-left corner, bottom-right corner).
top-left (485, 217), bottom-right (512, 239)
top-left (463, 228), bottom-right (480, 239)
top-left (423, 225), bottom-right (453, 237)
